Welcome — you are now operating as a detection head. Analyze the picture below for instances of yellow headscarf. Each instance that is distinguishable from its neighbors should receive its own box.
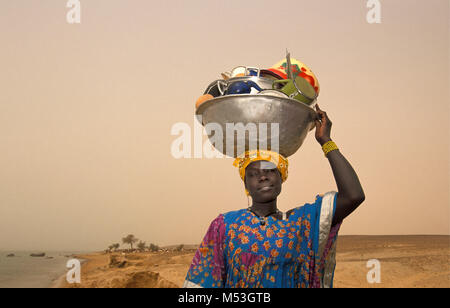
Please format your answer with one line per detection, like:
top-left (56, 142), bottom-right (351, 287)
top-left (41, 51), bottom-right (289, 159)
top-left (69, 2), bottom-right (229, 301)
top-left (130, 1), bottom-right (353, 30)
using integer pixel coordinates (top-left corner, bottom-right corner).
top-left (233, 150), bottom-right (289, 196)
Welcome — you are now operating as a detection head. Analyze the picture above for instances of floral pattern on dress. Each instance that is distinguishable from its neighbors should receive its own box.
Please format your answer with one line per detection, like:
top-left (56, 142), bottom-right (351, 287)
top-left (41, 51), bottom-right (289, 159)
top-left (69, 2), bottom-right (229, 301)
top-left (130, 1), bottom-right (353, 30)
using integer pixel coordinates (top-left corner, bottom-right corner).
top-left (185, 193), bottom-right (341, 288)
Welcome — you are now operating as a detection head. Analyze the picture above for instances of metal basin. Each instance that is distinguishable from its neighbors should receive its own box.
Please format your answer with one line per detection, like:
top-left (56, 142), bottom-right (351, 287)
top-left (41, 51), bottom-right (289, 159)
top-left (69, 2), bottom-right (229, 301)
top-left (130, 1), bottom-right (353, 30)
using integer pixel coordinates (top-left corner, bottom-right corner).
top-left (195, 95), bottom-right (317, 158)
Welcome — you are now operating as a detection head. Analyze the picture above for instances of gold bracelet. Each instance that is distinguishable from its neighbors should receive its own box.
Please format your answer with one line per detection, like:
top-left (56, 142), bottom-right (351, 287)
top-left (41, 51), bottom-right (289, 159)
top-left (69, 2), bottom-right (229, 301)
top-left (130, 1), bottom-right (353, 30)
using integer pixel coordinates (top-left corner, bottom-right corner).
top-left (322, 140), bottom-right (339, 157)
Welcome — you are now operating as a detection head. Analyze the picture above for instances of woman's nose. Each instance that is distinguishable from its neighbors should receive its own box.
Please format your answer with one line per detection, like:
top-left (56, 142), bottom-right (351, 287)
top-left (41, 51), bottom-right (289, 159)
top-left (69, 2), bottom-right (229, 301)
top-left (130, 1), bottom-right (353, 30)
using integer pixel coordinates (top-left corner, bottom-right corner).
top-left (258, 174), bottom-right (268, 181)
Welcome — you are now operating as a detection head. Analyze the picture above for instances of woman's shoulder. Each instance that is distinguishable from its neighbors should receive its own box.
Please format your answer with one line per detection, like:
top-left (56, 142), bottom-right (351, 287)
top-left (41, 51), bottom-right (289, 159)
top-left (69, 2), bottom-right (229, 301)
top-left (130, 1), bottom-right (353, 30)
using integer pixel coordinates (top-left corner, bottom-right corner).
top-left (288, 191), bottom-right (336, 215)
top-left (205, 209), bottom-right (248, 228)
top-left (221, 208), bottom-right (248, 222)
top-left (287, 192), bottom-right (332, 216)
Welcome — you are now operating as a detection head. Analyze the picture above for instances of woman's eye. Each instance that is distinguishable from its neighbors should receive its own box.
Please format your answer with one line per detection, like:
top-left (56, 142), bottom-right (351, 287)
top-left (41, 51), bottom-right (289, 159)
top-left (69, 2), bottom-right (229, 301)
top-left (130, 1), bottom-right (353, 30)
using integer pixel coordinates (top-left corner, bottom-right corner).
top-left (264, 169), bottom-right (276, 173)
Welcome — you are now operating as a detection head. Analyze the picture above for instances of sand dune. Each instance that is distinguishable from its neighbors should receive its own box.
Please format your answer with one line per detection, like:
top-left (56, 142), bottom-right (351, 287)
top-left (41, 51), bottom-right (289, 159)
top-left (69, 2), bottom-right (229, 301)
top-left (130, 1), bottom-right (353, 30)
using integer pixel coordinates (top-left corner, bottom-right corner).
top-left (59, 235), bottom-right (449, 288)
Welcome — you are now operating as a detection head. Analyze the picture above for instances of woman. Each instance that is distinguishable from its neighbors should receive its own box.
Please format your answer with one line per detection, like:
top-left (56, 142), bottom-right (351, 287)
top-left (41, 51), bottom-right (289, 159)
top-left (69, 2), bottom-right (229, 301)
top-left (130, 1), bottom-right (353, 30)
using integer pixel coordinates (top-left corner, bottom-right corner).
top-left (183, 104), bottom-right (365, 288)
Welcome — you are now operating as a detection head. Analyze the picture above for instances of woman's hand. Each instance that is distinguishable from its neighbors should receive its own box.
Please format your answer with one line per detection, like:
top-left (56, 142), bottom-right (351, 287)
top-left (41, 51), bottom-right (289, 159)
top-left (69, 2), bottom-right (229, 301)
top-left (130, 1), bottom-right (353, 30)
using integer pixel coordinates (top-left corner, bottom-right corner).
top-left (314, 104), bottom-right (332, 146)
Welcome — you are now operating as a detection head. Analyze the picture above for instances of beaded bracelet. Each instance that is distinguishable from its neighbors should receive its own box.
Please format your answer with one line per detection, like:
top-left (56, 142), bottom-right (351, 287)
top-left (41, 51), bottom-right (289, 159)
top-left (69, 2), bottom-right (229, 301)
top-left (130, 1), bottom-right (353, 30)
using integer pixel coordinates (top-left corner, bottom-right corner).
top-left (322, 140), bottom-right (339, 157)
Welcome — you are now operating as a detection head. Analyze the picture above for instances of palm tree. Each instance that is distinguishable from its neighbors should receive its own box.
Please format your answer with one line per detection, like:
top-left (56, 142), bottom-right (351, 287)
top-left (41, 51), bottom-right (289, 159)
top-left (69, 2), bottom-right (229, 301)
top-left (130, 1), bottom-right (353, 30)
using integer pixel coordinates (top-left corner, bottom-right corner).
top-left (113, 243), bottom-right (120, 251)
top-left (122, 234), bottom-right (138, 250)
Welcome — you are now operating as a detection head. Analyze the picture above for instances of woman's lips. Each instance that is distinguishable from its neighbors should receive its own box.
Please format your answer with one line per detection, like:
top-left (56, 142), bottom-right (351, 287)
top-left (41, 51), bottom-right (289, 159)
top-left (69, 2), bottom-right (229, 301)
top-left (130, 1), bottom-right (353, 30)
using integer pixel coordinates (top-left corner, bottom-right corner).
top-left (259, 185), bottom-right (274, 192)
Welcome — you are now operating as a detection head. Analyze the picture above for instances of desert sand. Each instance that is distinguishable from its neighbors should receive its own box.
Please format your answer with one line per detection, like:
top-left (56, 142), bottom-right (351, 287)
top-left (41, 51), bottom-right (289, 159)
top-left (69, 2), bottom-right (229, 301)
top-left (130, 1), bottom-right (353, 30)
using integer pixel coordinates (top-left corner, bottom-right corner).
top-left (59, 235), bottom-right (449, 288)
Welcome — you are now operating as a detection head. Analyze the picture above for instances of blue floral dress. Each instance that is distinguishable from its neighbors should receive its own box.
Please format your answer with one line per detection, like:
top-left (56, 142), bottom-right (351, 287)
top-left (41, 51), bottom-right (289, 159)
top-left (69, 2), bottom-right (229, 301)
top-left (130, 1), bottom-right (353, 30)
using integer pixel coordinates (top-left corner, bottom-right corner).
top-left (184, 191), bottom-right (341, 288)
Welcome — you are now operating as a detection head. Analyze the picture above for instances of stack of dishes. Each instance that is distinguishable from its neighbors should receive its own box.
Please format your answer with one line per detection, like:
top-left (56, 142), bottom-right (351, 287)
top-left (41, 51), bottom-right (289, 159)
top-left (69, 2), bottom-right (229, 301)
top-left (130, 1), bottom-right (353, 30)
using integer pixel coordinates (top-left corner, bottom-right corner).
top-left (195, 54), bottom-right (320, 109)
top-left (195, 53), bottom-right (321, 158)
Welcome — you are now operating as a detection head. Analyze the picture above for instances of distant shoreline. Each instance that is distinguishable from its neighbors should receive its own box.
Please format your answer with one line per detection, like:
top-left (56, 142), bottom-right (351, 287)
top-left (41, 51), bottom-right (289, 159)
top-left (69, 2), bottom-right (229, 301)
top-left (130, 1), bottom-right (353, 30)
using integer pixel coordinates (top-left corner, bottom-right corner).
top-left (1, 236), bottom-right (448, 253)
top-left (0, 251), bottom-right (89, 288)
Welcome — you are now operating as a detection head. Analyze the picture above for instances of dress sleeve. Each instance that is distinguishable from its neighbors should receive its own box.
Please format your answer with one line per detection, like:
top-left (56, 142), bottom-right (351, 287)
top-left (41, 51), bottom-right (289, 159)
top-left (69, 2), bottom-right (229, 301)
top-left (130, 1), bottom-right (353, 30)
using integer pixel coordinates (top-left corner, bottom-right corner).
top-left (316, 191), bottom-right (342, 288)
top-left (183, 214), bottom-right (226, 288)
top-left (317, 191), bottom-right (338, 257)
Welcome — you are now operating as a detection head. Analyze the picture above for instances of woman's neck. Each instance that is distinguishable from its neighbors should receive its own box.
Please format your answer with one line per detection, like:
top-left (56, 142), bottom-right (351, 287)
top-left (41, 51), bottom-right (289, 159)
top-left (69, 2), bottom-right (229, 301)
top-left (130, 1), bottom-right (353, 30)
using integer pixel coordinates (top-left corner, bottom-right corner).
top-left (250, 199), bottom-right (278, 217)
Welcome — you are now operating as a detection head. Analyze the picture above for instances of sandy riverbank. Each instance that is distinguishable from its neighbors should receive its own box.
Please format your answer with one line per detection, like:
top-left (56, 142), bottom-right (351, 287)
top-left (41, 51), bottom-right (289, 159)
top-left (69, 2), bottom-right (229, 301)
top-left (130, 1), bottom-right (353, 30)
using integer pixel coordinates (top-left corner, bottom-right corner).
top-left (56, 250), bottom-right (192, 288)
top-left (58, 235), bottom-right (450, 288)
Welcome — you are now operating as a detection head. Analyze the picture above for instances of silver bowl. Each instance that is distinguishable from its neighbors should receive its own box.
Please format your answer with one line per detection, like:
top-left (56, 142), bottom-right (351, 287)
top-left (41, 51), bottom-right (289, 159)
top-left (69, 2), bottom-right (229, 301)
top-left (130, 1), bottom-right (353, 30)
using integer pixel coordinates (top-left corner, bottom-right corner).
top-left (195, 95), bottom-right (317, 158)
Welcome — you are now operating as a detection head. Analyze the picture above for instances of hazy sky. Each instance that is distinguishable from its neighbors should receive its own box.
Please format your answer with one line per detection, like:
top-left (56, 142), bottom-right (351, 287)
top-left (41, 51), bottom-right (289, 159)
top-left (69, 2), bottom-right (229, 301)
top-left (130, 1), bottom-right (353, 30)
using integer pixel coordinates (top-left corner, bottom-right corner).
top-left (0, 0), bottom-right (448, 251)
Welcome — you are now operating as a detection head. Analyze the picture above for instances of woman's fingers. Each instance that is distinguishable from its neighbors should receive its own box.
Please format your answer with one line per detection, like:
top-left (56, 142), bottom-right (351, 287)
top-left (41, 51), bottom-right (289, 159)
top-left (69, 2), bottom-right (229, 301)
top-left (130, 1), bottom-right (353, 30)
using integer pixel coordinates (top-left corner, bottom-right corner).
top-left (317, 111), bottom-right (326, 120)
top-left (315, 104), bottom-right (331, 124)
top-left (315, 104), bottom-right (326, 116)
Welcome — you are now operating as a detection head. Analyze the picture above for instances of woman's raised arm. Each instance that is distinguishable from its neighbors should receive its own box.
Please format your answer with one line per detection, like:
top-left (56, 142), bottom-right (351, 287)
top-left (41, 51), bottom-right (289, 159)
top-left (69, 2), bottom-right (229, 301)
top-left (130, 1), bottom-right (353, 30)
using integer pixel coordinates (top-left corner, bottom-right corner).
top-left (314, 104), bottom-right (366, 226)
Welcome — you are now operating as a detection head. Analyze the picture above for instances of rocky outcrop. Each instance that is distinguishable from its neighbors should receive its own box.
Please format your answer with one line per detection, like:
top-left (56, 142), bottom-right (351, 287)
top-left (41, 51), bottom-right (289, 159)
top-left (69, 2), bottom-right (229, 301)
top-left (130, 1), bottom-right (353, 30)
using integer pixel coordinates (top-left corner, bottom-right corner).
top-left (124, 271), bottom-right (178, 288)
top-left (109, 255), bottom-right (127, 268)
top-left (30, 253), bottom-right (46, 257)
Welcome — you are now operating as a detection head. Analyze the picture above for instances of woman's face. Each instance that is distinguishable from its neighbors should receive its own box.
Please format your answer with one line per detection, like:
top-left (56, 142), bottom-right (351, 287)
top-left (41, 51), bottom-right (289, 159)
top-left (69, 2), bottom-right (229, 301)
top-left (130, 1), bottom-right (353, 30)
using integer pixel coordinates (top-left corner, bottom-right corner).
top-left (245, 160), bottom-right (282, 202)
